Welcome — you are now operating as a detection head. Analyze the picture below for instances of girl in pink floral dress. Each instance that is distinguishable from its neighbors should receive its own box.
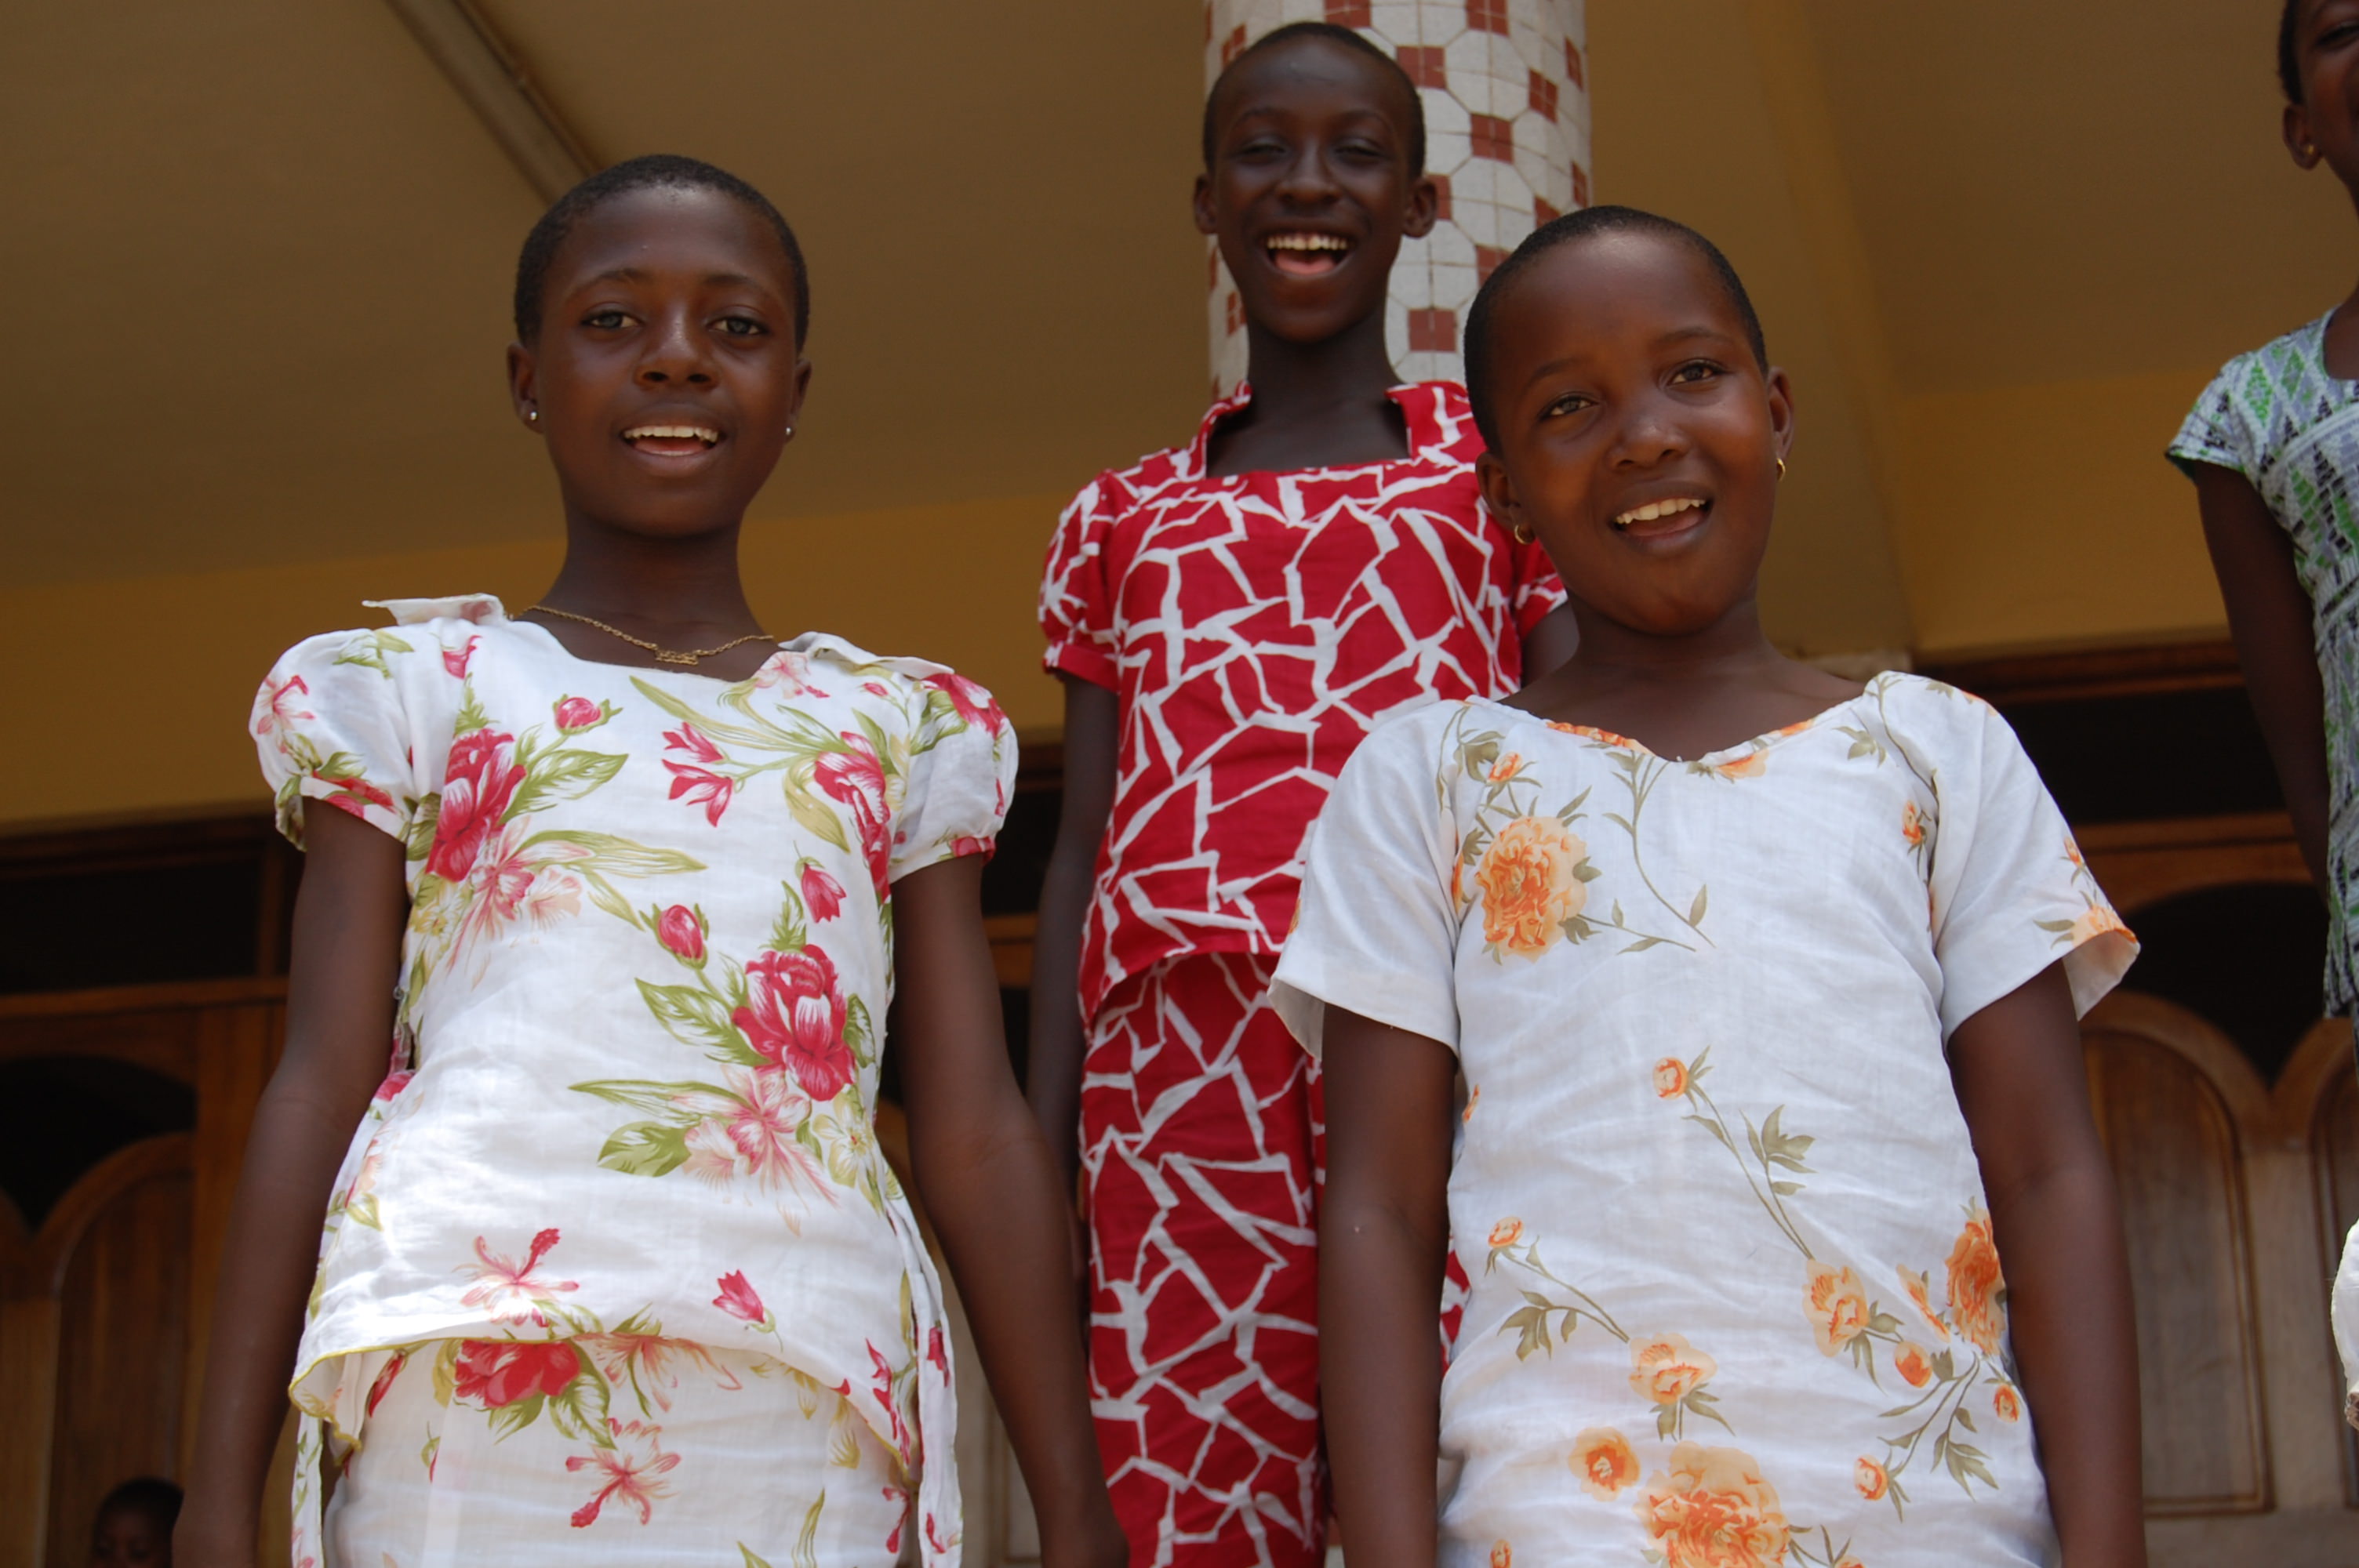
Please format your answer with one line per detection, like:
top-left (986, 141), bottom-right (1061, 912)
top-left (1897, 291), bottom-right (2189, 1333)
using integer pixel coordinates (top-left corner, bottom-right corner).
top-left (176, 157), bottom-right (1125, 1568)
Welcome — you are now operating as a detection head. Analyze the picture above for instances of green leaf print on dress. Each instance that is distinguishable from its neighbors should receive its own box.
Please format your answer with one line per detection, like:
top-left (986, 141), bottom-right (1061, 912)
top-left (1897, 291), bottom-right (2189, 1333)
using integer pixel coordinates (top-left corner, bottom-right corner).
top-left (1656, 1049), bottom-right (2022, 1514)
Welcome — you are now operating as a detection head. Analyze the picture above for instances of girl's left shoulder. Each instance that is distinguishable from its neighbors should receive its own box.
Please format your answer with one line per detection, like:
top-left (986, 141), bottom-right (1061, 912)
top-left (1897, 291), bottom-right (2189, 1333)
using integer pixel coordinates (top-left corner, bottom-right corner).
top-left (782, 633), bottom-right (1010, 738)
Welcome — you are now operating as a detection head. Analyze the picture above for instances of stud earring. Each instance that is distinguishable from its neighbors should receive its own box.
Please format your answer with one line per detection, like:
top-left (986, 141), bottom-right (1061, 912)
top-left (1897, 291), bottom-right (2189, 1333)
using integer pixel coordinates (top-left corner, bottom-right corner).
top-left (527, 409), bottom-right (538, 423)
top-left (783, 425), bottom-right (795, 438)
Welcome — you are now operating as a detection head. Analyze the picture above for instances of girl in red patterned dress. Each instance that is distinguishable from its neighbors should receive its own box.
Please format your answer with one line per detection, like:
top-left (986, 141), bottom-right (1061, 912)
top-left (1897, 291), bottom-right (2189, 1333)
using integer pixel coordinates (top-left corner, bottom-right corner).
top-left (1028, 25), bottom-right (1574, 1567)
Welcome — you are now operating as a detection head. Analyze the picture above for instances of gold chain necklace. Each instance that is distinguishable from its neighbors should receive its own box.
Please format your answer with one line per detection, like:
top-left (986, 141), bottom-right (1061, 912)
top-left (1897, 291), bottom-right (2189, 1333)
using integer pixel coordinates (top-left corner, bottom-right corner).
top-left (524, 604), bottom-right (772, 667)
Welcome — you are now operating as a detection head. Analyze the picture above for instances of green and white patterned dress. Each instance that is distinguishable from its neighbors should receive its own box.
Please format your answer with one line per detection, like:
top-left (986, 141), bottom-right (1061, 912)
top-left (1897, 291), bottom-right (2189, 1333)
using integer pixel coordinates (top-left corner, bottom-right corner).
top-left (2172, 312), bottom-right (2359, 1015)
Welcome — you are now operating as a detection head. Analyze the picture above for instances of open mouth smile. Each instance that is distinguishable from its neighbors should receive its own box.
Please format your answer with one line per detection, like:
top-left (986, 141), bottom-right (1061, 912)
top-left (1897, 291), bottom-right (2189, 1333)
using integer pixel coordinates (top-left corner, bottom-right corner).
top-left (622, 423), bottom-right (722, 456)
top-left (1612, 496), bottom-right (1710, 536)
top-left (1265, 231), bottom-right (1353, 278)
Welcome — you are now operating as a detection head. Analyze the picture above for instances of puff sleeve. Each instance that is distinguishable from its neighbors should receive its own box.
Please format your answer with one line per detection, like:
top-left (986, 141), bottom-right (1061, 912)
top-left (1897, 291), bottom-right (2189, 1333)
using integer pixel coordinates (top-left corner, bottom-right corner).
top-left (1038, 475), bottom-right (1127, 691)
top-left (1270, 708), bottom-right (1467, 1058)
top-left (1921, 690), bottom-right (2139, 1036)
top-left (2168, 355), bottom-right (2259, 483)
top-left (251, 627), bottom-right (437, 851)
top-left (888, 669), bottom-right (1020, 882)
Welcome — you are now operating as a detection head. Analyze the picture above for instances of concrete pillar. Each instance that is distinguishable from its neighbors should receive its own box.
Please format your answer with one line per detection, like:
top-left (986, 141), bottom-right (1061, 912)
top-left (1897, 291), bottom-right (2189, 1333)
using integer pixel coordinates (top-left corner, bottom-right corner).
top-left (1204, 0), bottom-right (1590, 392)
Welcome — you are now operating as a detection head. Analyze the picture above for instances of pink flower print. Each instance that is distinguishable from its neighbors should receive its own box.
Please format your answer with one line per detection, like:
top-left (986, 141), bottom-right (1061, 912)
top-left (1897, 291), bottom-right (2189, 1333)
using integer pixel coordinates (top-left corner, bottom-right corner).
top-left (926, 1512), bottom-right (957, 1557)
top-left (883, 1482), bottom-right (910, 1555)
top-left (800, 861), bottom-right (847, 922)
top-left (656, 905), bottom-right (705, 964)
top-left (372, 1034), bottom-right (413, 1102)
top-left (318, 774), bottom-right (394, 822)
top-left (868, 1341), bottom-right (913, 1457)
top-left (664, 723), bottom-right (723, 764)
top-left (365, 1349), bottom-right (409, 1417)
top-left (678, 1068), bottom-right (831, 1198)
top-left (566, 1418), bottom-right (680, 1528)
top-left (863, 681), bottom-right (892, 698)
top-left (664, 764), bottom-right (735, 826)
top-left (950, 834), bottom-right (994, 860)
top-left (814, 736), bottom-right (892, 897)
top-left (253, 674), bottom-right (314, 744)
top-left (927, 1324), bottom-right (949, 1382)
top-left (581, 1331), bottom-right (739, 1412)
top-left (751, 650), bottom-right (829, 697)
top-left (733, 948), bottom-right (856, 1102)
top-left (427, 728), bottom-right (524, 881)
top-left (714, 1270), bottom-right (771, 1327)
top-left (442, 636), bottom-right (481, 679)
top-left (554, 695), bottom-right (602, 732)
top-left (925, 670), bottom-right (1007, 735)
top-left (453, 1338), bottom-right (581, 1407)
top-left (458, 1228), bottom-right (580, 1325)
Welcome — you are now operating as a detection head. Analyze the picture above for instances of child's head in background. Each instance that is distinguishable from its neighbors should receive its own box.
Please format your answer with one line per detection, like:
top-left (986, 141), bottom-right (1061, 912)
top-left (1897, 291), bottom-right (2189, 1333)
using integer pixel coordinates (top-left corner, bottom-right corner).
top-left (92, 1477), bottom-right (180, 1568)
top-left (2283, 0), bottom-right (2359, 209)
top-left (1195, 23), bottom-right (1438, 348)
top-left (1464, 206), bottom-right (1793, 643)
top-left (506, 154), bottom-right (812, 546)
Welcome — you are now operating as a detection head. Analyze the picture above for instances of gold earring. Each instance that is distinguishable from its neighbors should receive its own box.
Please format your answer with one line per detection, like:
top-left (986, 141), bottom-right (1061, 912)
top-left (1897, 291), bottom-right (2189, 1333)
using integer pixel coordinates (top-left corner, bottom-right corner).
top-left (1512, 521), bottom-right (1535, 545)
top-left (1776, 456), bottom-right (1787, 479)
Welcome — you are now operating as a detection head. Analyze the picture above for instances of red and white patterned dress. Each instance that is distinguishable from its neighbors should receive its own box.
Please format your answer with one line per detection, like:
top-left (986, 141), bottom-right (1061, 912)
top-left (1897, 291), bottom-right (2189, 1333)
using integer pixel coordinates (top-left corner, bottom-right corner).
top-left (1040, 381), bottom-right (1564, 1566)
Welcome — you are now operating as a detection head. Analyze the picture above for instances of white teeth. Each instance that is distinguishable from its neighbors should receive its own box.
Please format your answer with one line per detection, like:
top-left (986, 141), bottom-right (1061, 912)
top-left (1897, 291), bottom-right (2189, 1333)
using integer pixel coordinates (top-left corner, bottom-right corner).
top-left (624, 424), bottom-right (721, 445)
top-left (1614, 497), bottom-right (1706, 526)
top-left (1267, 233), bottom-right (1350, 251)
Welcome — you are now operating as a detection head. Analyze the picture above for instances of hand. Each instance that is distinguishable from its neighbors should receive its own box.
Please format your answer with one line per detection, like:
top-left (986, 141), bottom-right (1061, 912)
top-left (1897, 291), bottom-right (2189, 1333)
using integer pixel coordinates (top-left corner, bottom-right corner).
top-left (1038, 1497), bottom-right (1131, 1568)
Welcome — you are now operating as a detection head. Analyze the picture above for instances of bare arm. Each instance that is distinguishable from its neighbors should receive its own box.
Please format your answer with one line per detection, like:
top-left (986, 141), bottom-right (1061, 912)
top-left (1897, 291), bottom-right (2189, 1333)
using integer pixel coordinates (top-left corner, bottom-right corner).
top-left (176, 808), bottom-right (409, 1566)
top-left (895, 855), bottom-right (1126, 1568)
top-left (1521, 604), bottom-right (1580, 683)
top-left (2193, 461), bottom-right (2332, 889)
top-left (1319, 1006), bottom-right (1458, 1568)
top-left (1950, 961), bottom-right (2145, 1568)
top-left (1025, 674), bottom-right (1118, 1191)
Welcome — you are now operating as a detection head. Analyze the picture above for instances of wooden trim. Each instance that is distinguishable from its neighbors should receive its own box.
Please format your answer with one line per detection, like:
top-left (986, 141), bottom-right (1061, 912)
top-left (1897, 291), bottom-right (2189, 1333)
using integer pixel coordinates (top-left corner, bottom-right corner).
top-left (0, 810), bottom-right (275, 875)
top-left (2, 1132), bottom-right (193, 1301)
top-left (0, 975), bottom-right (286, 1022)
top-left (1919, 639), bottom-right (2242, 706)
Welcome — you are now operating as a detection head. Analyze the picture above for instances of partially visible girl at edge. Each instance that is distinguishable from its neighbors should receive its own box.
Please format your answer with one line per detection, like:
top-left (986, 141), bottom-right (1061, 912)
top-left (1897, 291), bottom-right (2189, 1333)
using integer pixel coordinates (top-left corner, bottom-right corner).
top-left (175, 155), bottom-right (1125, 1568)
top-left (2173, 0), bottom-right (2359, 1423)
top-left (1278, 207), bottom-right (2146, 1566)
top-left (1027, 23), bottom-right (1573, 1566)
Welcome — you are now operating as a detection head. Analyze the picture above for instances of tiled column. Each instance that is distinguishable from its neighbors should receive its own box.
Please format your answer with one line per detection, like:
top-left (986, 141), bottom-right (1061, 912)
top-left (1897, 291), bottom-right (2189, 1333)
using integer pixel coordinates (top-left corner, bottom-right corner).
top-left (1205, 0), bottom-right (1590, 392)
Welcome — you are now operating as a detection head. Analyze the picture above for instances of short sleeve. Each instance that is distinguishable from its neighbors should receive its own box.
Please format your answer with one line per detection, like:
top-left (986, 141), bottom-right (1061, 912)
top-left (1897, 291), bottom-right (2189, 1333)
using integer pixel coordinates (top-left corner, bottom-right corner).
top-left (1924, 692), bottom-right (2138, 1036)
top-left (1509, 530), bottom-right (1568, 637)
top-left (1038, 477), bottom-right (1124, 691)
top-left (1270, 710), bottom-right (1466, 1058)
top-left (889, 670), bottom-right (1020, 882)
top-left (2167, 358), bottom-right (2256, 483)
top-left (251, 629), bottom-right (430, 850)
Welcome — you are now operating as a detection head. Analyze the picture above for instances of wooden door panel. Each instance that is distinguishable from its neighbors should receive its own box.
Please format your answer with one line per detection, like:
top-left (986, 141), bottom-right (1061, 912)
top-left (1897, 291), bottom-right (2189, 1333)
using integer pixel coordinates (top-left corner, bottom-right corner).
top-left (44, 1151), bottom-right (192, 1568)
top-left (2084, 1023), bottom-right (2269, 1512)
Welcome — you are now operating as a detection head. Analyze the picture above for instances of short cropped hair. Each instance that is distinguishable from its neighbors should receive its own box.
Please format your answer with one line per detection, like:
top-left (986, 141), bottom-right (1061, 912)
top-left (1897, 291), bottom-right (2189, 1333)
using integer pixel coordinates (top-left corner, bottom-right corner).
top-left (96, 1477), bottom-right (183, 1532)
top-left (512, 154), bottom-right (809, 345)
top-left (1201, 21), bottom-right (1427, 178)
top-left (1463, 205), bottom-right (1768, 452)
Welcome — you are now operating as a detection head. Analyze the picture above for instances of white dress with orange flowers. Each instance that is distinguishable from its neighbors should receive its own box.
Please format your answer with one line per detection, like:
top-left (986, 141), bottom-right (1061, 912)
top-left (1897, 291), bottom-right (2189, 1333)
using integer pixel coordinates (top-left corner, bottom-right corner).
top-left (1270, 673), bottom-right (2135, 1568)
top-left (252, 596), bottom-right (1014, 1566)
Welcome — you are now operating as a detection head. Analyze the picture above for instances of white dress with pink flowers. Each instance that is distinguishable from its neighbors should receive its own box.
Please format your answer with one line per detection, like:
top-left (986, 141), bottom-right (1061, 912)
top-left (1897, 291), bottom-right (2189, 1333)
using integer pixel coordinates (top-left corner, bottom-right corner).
top-left (252, 595), bottom-right (1014, 1566)
top-left (1269, 673), bottom-right (2136, 1568)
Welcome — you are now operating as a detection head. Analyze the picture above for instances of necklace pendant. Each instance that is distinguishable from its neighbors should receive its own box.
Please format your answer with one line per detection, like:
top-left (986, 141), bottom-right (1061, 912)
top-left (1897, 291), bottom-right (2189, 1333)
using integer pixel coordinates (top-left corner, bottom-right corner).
top-left (655, 650), bottom-right (700, 666)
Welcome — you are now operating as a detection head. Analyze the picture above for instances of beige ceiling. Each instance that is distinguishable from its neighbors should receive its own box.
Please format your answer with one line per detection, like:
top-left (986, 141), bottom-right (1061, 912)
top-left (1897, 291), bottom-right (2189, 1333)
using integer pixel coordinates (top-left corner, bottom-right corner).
top-left (5, 0), bottom-right (2350, 656)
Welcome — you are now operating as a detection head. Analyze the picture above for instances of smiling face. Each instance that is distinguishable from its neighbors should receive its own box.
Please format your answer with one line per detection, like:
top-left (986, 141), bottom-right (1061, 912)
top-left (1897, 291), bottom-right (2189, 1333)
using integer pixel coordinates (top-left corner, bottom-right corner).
top-left (1194, 36), bottom-right (1436, 345)
top-left (1474, 231), bottom-right (1794, 640)
top-left (2288, 0), bottom-right (2359, 194)
top-left (507, 184), bottom-right (809, 540)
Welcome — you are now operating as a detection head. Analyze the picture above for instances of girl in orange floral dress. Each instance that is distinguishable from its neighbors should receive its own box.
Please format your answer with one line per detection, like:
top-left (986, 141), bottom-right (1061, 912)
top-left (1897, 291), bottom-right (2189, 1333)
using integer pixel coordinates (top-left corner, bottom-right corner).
top-left (1273, 208), bottom-right (2148, 1566)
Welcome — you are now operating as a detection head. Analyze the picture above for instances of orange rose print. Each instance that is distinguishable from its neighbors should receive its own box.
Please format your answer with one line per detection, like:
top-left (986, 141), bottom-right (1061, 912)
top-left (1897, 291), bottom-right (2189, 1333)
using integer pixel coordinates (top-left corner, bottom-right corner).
top-left (1488, 1218), bottom-right (1525, 1249)
top-left (1706, 750), bottom-right (1766, 781)
top-left (1634, 1443), bottom-right (1790, 1568)
top-left (1945, 1205), bottom-right (2008, 1356)
top-left (1488, 1543), bottom-right (1512, 1568)
top-left (1571, 1427), bottom-right (1639, 1501)
top-left (1994, 1384), bottom-right (2022, 1422)
top-left (1901, 799), bottom-right (1925, 847)
top-left (1893, 1341), bottom-right (1933, 1388)
top-left (1898, 1265), bottom-right (1947, 1340)
top-left (1805, 1260), bottom-right (1870, 1356)
top-left (2068, 903), bottom-right (2132, 947)
top-left (1855, 1456), bottom-right (1889, 1502)
top-left (1629, 1333), bottom-right (1717, 1407)
top-left (1488, 752), bottom-right (1524, 784)
top-left (1653, 1057), bottom-right (1690, 1099)
top-left (1475, 816), bottom-right (1589, 959)
top-left (1463, 1083), bottom-right (1481, 1123)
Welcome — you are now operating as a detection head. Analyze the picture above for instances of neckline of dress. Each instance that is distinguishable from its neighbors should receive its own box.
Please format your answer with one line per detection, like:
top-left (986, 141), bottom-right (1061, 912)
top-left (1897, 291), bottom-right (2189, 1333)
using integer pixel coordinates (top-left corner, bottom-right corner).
top-left (1468, 678), bottom-right (1893, 768)
top-left (1186, 380), bottom-right (1444, 483)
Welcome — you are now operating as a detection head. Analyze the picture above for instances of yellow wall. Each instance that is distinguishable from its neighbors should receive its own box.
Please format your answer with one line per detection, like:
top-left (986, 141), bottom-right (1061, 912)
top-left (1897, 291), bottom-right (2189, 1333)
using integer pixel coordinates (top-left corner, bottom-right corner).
top-left (1894, 372), bottom-right (2226, 658)
top-left (0, 495), bottom-right (1070, 828)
